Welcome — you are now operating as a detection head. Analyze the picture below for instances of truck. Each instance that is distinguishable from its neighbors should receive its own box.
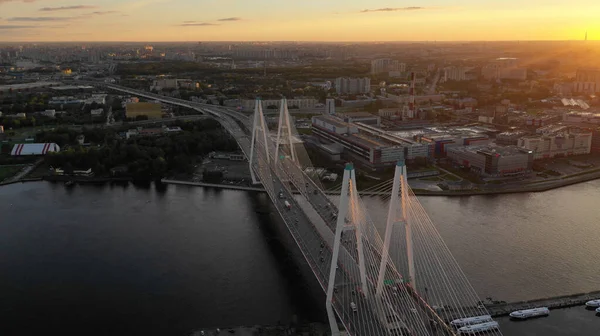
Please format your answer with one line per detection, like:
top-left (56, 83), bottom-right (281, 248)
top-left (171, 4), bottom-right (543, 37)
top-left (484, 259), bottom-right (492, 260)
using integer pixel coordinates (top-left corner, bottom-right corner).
top-left (284, 200), bottom-right (291, 210)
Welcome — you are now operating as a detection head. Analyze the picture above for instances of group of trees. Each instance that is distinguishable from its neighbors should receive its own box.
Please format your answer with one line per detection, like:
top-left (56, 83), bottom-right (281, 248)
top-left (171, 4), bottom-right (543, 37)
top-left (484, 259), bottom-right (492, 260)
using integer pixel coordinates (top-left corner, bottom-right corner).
top-left (40, 119), bottom-right (239, 180)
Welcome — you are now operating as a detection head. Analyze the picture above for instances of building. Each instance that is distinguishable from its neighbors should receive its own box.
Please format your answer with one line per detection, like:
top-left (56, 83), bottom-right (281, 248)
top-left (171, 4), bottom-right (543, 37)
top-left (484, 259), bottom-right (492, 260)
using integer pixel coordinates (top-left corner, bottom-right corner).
top-left (496, 131), bottom-right (527, 145)
top-left (517, 129), bottom-right (592, 159)
top-left (311, 115), bottom-right (404, 169)
top-left (335, 77), bottom-right (371, 94)
top-left (0, 81), bottom-right (61, 94)
top-left (371, 59), bottom-right (404, 74)
top-left (482, 58), bottom-right (527, 81)
top-left (354, 122), bottom-right (431, 160)
top-left (419, 133), bottom-right (490, 158)
top-left (11, 143), bottom-right (60, 156)
top-left (444, 67), bottom-right (468, 81)
top-left (325, 98), bottom-right (336, 115)
top-left (0, 125), bottom-right (4, 133)
top-left (337, 111), bottom-right (381, 126)
top-left (151, 78), bottom-right (178, 91)
top-left (233, 98), bottom-right (318, 111)
top-left (447, 145), bottom-right (534, 177)
top-left (522, 115), bottom-right (561, 127)
top-left (126, 102), bottom-right (162, 119)
top-left (563, 111), bottom-right (600, 124)
top-left (85, 94), bottom-right (107, 105)
top-left (573, 68), bottom-right (600, 94)
top-left (90, 108), bottom-right (103, 116)
top-left (209, 151), bottom-right (245, 161)
top-left (378, 108), bottom-right (399, 118)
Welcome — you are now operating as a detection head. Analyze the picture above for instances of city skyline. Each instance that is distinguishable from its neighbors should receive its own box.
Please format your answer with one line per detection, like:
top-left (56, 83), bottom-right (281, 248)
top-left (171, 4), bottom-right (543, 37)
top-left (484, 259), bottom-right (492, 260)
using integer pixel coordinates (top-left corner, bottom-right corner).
top-left (0, 0), bottom-right (598, 42)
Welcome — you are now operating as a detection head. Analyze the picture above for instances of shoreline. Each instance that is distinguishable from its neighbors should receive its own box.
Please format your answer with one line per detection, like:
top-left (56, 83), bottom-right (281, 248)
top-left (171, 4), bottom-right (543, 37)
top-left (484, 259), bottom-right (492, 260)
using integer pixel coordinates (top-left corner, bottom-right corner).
top-left (161, 169), bottom-right (600, 197)
top-left (4, 167), bottom-right (600, 196)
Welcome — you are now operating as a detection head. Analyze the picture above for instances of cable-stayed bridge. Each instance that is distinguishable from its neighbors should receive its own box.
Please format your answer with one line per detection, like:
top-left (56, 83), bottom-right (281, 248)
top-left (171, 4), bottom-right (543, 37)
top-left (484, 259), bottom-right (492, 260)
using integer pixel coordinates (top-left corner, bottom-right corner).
top-left (79, 81), bottom-right (503, 336)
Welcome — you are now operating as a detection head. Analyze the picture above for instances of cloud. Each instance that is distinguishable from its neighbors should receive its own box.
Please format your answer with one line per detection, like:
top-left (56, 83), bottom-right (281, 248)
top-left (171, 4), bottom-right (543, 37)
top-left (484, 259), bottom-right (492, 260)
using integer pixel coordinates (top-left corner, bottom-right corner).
top-left (88, 11), bottom-right (119, 15)
top-left (360, 7), bottom-right (424, 13)
top-left (180, 22), bottom-right (218, 26)
top-left (0, 0), bottom-right (38, 5)
top-left (218, 17), bottom-right (241, 22)
top-left (40, 5), bottom-right (96, 11)
top-left (7, 17), bottom-right (73, 21)
top-left (0, 24), bottom-right (37, 29)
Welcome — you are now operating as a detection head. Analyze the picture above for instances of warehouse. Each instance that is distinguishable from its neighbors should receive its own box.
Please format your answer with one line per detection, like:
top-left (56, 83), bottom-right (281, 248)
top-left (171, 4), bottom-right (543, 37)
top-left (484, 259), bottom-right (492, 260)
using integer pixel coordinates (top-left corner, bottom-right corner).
top-left (11, 143), bottom-right (60, 156)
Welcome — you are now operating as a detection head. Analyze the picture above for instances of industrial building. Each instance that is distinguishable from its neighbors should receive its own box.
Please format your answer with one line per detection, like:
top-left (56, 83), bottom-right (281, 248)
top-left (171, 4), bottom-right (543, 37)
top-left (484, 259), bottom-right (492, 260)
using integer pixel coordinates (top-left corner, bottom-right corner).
top-left (517, 129), bottom-right (592, 159)
top-left (11, 143), bottom-right (60, 156)
top-left (336, 112), bottom-right (381, 126)
top-left (310, 115), bottom-right (433, 169)
top-left (496, 131), bottom-right (527, 145)
top-left (563, 111), bottom-right (600, 124)
top-left (447, 145), bottom-right (534, 177)
top-left (418, 132), bottom-right (490, 158)
top-left (126, 102), bottom-right (163, 119)
top-left (311, 115), bottom-right (404, 169)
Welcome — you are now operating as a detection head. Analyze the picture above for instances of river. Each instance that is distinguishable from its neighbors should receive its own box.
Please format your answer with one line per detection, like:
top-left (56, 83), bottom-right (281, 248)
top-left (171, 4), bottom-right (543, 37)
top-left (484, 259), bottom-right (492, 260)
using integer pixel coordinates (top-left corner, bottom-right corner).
top-left (0, 181), bottom-right (599, 335)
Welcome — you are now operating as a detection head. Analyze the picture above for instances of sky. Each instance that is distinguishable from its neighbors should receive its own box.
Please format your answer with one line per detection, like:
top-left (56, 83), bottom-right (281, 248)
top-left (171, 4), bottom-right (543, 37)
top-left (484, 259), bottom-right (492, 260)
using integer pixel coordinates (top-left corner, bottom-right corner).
top-left (0, 0), bottom-right (598, 42)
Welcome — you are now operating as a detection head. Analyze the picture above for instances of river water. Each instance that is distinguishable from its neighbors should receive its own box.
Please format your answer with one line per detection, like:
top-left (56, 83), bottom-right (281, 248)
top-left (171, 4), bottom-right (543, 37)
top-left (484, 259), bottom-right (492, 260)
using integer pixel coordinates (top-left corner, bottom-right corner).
top-left (1, 181), bottom-right (599, 335)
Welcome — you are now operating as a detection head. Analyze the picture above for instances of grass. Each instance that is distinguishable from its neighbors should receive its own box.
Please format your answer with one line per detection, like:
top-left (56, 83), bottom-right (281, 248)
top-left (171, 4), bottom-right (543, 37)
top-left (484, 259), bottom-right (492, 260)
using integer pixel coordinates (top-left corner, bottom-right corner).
top-left (0, 166), bottom-right (22, 182)
top-left (24, 163), bottom-right (52, 179)
top-left (296, 128), bottom-right (313, 135)
top-left (442, 173), bottom-right (461, 182)
top-left (421, 176), bottom-right (443, 182)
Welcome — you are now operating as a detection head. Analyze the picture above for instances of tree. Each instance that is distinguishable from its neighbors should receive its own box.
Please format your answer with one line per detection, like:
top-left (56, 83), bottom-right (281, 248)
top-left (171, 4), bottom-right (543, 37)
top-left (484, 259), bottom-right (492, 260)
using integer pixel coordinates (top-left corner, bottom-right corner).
top-left (63, 162), bottom-right (74, 175)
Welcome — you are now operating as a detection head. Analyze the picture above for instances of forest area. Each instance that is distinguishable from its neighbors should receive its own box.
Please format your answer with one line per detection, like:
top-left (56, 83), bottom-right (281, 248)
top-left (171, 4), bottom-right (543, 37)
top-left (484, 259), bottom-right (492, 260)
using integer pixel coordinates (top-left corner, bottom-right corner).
top-left (37, 119), bottom-right (239, 180)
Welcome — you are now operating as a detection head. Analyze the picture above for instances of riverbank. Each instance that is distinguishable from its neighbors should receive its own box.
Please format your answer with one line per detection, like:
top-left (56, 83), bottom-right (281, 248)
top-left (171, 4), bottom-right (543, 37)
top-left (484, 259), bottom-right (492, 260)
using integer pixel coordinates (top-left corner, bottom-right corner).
top-left (191, 323), bottom-right (328, 336)
top-left (486, 290), bottom-right (600, 317)
top-left (161, 167), bottom-right (600, 197)
top-left (162, 179), bottom-right (264, 191)
top-left (43, 175), bottom-right (133, 183)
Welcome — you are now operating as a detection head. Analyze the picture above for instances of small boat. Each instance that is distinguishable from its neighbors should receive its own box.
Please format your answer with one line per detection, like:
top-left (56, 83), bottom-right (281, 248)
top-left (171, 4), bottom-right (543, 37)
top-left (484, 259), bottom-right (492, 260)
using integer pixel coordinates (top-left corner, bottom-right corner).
top-left (509, 307), bottom-right (549, 319)
top-left (596, 307), bottom-right (600, 313)
top-left (458, 321), bottom-right (499, 334)
top-left (451, 315), bottom-right (493, 327)
top-left (65, 180), bottom-right (75, 187)
top-left (585, 299), bottom-right (600, 308)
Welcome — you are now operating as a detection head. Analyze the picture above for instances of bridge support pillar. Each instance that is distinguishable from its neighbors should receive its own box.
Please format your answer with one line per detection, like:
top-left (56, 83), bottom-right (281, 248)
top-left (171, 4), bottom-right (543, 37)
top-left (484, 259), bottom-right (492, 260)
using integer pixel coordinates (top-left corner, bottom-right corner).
top-left (274, 98), bottom-right (297, 165)
top-left (249, 98), bottom-right (270, 185)
top-left (376, 160), bottom-right (415, 296)
top-left (376, 160), bottom-right (406, 298)
top-left (325, 163), bottom-right (354, 336)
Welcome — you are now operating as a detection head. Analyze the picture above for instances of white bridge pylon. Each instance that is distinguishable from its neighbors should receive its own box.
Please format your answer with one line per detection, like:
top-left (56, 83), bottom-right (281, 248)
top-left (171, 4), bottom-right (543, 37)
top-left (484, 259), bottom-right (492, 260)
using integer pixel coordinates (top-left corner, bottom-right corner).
top-left (326, 163), bottom-right (369, 335)
top-left (248, 98), bottom-right (270, 185)
top-left (274, 98), bottom-right (297, 164)
top-left (377, 160), bottom-right (415, 299)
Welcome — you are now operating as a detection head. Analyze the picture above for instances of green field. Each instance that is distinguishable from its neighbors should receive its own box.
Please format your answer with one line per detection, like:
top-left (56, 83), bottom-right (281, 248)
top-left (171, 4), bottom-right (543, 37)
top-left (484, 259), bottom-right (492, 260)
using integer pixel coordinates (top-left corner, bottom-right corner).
top-left (0, 166), bottom-right (22, 182)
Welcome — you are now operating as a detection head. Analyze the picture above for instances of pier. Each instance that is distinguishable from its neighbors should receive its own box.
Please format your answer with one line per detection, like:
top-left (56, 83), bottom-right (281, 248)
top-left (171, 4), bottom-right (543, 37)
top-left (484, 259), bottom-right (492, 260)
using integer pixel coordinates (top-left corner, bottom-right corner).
top-left (485, 290), bottom-right (600, 317)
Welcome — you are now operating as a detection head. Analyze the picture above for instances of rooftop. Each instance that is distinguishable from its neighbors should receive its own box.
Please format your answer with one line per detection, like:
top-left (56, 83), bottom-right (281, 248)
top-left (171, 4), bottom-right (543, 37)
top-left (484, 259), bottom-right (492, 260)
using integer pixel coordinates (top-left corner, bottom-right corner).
top-left (449, 145), bottom-right (532, 157)
top-left (312, 115), bottom-right (352, 129)
top-left (0, 81), bottom-right (61, 91)
top-left (340, 111), bottom-right (377, 118)
top-left (51, 85), bottom-right (95, 91)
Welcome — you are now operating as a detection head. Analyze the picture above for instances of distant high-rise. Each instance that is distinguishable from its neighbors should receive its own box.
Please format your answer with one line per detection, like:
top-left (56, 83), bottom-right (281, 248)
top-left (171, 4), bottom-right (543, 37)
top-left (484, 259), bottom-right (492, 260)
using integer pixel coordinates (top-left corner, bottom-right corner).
top-left (371, 59), bottom-right (405, 75)
top-left (325, 98), bottom-right (336, 115)
top-left (335, 77), bottom-right (371, 95)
